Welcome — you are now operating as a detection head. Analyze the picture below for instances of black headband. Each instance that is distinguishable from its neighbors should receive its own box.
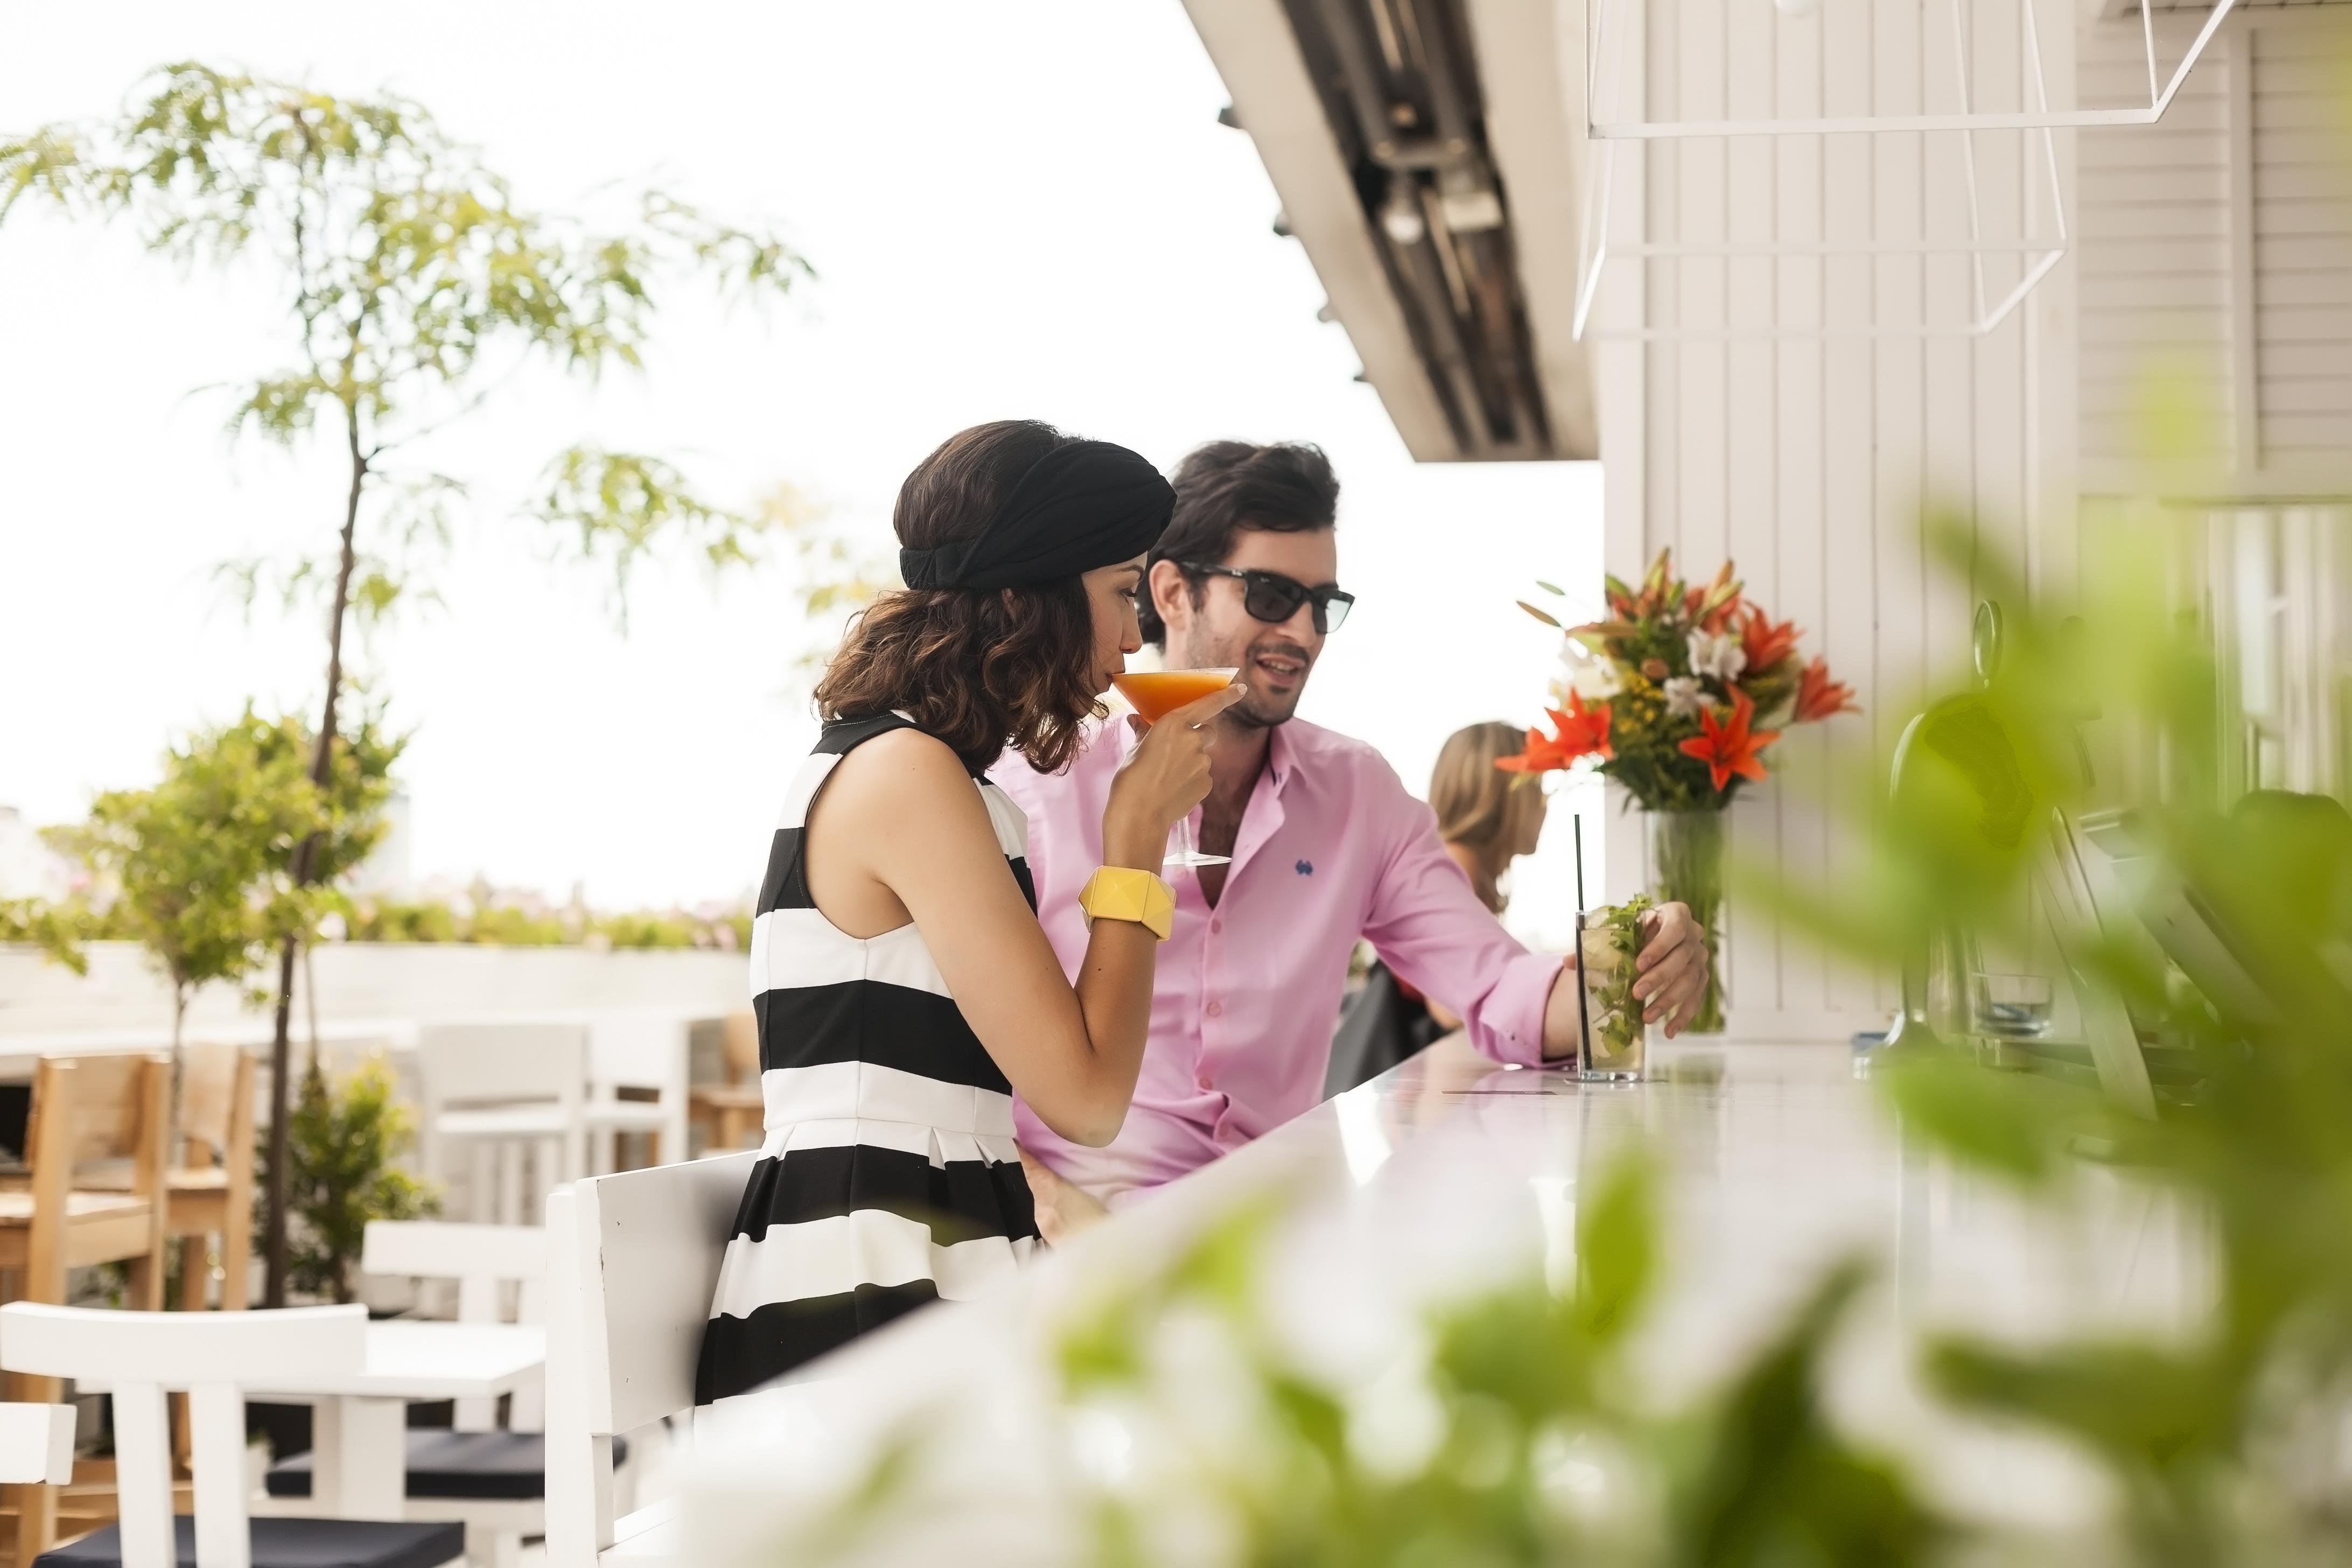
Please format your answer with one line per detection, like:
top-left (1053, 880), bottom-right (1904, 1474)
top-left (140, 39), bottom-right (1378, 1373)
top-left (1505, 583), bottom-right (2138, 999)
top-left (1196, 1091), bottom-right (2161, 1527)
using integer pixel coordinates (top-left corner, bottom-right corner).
top-left (899, 439), bottom-right (1174, 591)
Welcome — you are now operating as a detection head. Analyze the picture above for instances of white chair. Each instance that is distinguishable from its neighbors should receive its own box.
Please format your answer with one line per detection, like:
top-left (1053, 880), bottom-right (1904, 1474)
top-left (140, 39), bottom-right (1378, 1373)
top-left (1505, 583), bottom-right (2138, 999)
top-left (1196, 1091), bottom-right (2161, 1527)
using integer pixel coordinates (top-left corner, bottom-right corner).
top-left (256, 1221), bottom-right (597, 1568)
top-left (0, 1402), bottom-right (77, 1486)
top-left (365, 1221), bottom-right (550, 1430)
top-left (582, 1015), bottom-right (690, 1177)
top-left (543, 1151), bottom-right (758, 1567)
top-left (419, 1025), bottom-right (596, 1227)
top-left (420, 1025), bottom-right (675, 1227)
top-left (0, 1301), bottom-right (464, 1568)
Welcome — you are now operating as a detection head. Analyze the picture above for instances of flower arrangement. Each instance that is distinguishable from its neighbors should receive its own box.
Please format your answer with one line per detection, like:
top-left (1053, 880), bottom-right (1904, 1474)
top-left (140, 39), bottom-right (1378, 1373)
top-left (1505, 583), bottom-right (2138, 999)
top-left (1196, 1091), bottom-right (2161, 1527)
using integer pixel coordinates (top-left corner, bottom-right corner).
top-left (1502, 550), bottom-right (1859, 810)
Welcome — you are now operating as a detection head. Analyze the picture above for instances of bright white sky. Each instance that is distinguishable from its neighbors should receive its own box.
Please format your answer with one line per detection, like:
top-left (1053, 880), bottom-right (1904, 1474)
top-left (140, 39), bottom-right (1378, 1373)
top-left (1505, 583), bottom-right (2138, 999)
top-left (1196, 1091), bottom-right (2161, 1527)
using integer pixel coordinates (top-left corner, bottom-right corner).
top-left (0, 0), bottom-right (1603, 944)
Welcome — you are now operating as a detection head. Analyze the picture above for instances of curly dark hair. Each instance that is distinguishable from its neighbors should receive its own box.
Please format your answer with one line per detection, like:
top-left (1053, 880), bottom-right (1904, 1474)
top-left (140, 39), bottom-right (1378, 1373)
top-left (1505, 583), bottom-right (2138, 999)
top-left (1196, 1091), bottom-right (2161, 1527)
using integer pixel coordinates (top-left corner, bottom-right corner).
top-left (1139, 440), bottom-right (1339, 646)
top-left (813, 420), bottom-right (1106, 774)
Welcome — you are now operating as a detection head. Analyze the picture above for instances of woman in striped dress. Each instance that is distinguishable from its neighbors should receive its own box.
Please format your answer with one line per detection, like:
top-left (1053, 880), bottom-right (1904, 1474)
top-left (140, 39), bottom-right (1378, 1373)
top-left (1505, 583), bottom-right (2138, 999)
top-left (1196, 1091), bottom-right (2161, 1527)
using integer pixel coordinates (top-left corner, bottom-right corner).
top-left (696, 421), bottom-right (1244, 1404)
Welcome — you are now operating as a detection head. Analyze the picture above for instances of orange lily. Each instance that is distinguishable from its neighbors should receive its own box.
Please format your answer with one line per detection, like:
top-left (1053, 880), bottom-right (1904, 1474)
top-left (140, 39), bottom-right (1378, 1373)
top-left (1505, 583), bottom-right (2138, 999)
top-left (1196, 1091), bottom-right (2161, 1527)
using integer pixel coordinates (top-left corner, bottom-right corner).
top-left (1793, 656), bottom-right (1860, 722)
top-left (1496, 692), bottom-right (1614, 774)
top-left (1737, 604), bottom-right (1801, 676)
top-left (1678, 689), bottom-right (1779, 792)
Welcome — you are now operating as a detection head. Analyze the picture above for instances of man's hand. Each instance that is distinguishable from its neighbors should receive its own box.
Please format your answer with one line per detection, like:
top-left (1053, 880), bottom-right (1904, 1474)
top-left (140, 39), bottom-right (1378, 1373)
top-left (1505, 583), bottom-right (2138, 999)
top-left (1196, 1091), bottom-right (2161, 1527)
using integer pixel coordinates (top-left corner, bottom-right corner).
top-left (1634, 901), bottom-right (1707, 1037)
top-left (1019, 1145), bottom-right (1110, 1248)
top-left (1538, 899), bottom-right (1710, 1058)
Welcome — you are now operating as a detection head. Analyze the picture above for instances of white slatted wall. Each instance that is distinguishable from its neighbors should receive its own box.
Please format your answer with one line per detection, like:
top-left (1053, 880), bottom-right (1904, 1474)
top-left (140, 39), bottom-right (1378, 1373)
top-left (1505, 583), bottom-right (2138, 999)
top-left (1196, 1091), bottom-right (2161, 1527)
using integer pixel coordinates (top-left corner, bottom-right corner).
top-left (2078, 16), bottom-right (2234, 467)
top-left (1588, 0), bottom-right (2080, 1040)
top-left (1587, 2), bottom-right (2343, 1040)
top-left (2079, 8), bottom-right (2352, 485)
top-left (2251, 20), bottom-right (2352, 467)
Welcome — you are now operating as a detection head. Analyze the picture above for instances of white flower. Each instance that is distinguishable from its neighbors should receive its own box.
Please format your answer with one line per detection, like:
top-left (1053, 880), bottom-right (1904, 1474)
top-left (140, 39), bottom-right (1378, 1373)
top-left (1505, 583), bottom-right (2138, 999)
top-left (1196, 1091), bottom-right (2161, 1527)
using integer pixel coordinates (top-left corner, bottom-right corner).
top-left (1559, 643), bottom-right (1621, 702)
top-left (1662, 676), bottom-right (1707, 719)
top-left (1686, 629), bottom-right (1747, 684)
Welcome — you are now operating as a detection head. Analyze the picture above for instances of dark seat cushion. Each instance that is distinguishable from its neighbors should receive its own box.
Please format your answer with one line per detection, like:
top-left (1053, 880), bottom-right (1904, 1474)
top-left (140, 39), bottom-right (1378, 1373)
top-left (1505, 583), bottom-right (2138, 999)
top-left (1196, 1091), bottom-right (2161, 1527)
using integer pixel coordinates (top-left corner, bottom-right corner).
top-left (266, 1429), bottom-right (627, 1501)
top-left (37, 1515), bottom-right (464, 1568)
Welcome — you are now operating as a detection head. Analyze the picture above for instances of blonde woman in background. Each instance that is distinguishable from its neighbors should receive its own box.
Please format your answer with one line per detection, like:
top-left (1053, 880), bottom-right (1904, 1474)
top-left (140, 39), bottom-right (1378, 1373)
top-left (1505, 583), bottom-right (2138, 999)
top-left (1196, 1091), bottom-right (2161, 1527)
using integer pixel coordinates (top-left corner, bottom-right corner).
top-left (1324, 721), bottom-right (1554, 1091)
top-left (1428, 720), bottom-right (1549, 920)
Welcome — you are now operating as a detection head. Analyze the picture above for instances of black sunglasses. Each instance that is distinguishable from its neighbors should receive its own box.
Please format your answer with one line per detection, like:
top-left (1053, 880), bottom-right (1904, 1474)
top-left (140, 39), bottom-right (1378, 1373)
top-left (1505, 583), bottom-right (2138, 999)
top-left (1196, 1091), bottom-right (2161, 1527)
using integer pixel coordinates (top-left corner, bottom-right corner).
top-left (1178, 562), bottom-right (1355, 634)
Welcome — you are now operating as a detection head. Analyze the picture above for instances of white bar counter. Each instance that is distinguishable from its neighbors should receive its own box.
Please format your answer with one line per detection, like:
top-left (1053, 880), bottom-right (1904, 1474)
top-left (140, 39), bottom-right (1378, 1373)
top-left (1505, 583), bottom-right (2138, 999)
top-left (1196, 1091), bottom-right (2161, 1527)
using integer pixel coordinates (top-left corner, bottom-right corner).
top-left (676, 1034), bottom-right (2209, 1564)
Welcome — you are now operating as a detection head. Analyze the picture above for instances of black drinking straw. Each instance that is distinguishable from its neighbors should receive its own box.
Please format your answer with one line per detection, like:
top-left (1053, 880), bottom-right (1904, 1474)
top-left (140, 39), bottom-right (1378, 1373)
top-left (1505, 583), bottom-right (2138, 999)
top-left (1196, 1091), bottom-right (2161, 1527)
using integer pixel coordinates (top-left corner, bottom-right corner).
top-left (1572, 811), bottom-right (1588, 912)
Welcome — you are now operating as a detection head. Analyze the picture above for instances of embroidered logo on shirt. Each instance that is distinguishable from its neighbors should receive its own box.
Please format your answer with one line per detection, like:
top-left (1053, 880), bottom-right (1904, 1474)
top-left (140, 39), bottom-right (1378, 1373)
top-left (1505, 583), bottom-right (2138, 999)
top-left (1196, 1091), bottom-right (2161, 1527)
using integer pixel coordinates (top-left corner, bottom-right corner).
top-left (1295, 858), bottom-right (1314, 876)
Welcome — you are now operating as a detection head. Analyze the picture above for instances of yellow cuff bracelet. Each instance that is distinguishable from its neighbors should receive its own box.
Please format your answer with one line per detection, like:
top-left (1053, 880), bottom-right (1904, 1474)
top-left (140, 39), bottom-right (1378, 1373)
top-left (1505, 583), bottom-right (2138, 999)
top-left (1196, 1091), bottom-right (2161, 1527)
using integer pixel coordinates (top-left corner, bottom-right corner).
top-left (1078, 866), bottom-right (1177, 941)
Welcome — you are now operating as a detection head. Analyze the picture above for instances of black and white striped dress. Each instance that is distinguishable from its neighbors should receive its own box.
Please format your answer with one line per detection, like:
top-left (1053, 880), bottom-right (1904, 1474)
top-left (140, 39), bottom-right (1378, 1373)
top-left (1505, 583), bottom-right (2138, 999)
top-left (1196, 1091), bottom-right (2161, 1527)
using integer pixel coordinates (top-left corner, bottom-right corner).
top-left (694, 713), bottom-right (1042, 1405)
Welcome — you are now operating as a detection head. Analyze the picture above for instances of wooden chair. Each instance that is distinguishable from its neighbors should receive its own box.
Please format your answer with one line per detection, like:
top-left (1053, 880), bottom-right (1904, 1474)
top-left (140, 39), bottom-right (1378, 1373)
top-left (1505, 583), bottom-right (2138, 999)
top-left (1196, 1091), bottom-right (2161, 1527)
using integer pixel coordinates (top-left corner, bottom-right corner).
top-left (0, 1301), bottom-right (464, 1568)
top-left (0, 1054), bottom-right (171, 1565)
top-left (544, 1150), bottom-right (758, 1566)
top-left (685, 1013), bottom-right (763, 1156)
top-left (166, 1044), bottom-right (255, 1312)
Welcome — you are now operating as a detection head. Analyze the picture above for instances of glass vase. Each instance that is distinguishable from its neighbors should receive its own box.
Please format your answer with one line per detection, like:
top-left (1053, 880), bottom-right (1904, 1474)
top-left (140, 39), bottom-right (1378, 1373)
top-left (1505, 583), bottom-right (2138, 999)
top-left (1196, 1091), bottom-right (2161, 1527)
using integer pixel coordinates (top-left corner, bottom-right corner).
top-left (1647, 806), bottom-right (1727, 1034)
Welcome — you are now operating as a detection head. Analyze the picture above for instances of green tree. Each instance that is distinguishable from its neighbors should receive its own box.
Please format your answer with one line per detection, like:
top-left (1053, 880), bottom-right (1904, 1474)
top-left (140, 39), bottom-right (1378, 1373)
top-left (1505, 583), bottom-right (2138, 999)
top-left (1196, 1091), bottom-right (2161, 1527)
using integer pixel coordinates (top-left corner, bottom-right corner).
top-left (46, 707), bottom-right (402, 1054)
top-left (0, 900), bottom-right (92, 976)
top-left (3, 64), bottom-right (810, 1305)
top-left (52, 712), bottom-right (321, 1053)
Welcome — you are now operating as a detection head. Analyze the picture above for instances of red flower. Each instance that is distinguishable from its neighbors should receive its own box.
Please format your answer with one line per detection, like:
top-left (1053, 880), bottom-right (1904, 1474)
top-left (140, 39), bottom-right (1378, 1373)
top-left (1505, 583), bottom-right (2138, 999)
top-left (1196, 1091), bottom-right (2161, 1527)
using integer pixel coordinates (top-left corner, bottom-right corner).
top-left (1794, 656), bottom-right (1859, 722)
top-left (1496, 692), bottom-right (1614, 774)
top-left (1678, 689), bottom-right (1780, 792)
top-left (1737, 604), bottom-right (1801, 676)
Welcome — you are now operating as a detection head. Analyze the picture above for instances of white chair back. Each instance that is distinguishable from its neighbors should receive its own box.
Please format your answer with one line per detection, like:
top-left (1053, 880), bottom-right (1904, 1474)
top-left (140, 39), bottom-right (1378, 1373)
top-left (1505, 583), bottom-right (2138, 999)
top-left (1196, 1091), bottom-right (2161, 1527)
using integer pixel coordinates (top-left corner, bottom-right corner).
top-left (1, 1302), bottom-right (365, 1568)
top-left (363, 1219), bottom-right (549, 1324)
top-left (0, 1403), bottom-right (76, 1486)
top-left (365, 1219), bottom-right (550, 1430)
top-left (419, 1023), bottom-right (592, 1226)
top-left (419, 1023), bottom-right (590, 1108)
top-left (543, 1151), bottom-right (758, 1566)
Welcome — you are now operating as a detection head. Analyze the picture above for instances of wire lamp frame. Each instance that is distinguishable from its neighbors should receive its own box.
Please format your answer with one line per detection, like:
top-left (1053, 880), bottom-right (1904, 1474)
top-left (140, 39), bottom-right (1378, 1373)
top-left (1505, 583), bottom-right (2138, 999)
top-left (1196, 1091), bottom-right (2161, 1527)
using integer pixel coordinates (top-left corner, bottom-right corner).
top-left (1570, 0), bottom-right (2243, 341)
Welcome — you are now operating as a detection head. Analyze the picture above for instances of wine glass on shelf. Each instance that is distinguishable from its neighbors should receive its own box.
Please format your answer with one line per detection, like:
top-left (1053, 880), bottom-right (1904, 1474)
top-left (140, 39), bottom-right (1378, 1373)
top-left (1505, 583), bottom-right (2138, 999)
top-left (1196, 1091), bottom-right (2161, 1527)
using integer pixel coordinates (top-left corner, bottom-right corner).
top-left (1109, 667), bottom-right (1240, 869)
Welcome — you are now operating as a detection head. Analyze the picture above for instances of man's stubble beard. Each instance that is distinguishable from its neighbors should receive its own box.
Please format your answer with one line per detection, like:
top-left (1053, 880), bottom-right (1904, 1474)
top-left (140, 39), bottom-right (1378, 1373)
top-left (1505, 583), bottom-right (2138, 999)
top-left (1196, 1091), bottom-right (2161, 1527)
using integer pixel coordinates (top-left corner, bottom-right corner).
top-left (1168, 629), bottom-right (1308, 731)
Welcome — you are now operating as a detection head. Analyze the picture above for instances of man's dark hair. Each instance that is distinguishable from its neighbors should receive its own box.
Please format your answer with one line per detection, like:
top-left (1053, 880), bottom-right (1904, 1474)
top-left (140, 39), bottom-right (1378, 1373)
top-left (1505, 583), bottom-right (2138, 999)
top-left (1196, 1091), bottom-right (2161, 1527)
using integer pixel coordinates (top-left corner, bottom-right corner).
top-left (1140, 440), bottom-right (1339, 645)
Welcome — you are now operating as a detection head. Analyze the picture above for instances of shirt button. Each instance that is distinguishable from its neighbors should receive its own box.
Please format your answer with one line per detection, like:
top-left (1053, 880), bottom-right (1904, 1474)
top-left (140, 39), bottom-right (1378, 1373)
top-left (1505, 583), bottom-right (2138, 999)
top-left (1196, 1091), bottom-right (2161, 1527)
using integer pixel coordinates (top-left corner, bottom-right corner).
top-left (1197, 1073), bottom-right (1213, 1091)
top-left (1206, 1000), bottom-right (1223, 1017)
top-left (1210, 919), bottom-right (1223, 934)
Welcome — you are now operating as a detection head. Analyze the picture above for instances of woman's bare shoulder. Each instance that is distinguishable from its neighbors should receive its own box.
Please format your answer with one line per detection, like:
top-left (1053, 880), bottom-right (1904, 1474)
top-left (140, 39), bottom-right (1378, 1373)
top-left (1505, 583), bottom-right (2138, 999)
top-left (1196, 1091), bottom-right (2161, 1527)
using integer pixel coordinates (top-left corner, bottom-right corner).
top-left (824, 725), bottom-right (984, 817)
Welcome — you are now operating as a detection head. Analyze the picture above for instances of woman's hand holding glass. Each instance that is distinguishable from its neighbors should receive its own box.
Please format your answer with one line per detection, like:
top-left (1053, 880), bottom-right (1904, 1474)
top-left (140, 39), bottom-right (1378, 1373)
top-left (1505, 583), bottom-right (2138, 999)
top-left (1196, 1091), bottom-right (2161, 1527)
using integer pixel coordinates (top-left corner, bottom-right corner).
top-left (1102, 684), bottom-right (1247, 871)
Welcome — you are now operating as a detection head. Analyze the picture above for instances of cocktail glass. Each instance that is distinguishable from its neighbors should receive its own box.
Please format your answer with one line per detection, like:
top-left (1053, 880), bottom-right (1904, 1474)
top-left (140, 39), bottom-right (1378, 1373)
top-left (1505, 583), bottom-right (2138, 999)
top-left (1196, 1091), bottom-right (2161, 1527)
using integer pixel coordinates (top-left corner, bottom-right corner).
top-left (1110, 667), bottom-right (1240, 869)
top-left (1575, 904), bottom-right (1649, 1081)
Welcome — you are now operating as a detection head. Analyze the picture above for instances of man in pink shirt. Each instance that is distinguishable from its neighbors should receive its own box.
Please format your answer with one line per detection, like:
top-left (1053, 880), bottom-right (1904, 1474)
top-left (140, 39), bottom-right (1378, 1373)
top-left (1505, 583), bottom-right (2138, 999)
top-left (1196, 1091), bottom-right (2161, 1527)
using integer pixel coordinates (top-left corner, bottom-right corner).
top-left (994, 441), bottom-right (1706, 1226)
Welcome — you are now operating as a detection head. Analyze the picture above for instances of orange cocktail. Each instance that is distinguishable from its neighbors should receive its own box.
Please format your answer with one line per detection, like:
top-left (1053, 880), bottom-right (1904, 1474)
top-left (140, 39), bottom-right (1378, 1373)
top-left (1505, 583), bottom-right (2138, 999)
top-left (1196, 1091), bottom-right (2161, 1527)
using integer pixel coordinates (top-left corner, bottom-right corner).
top-left (1111, 668), bottom-right (1239, 723)
top-left (1108, 667), bottom-right (1239, 869)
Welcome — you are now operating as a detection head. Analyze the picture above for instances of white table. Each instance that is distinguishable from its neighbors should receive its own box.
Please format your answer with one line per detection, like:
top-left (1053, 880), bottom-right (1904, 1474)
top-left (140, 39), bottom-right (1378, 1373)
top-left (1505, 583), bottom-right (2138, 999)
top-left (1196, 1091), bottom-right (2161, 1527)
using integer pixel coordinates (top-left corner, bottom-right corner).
top-left (674, 1034), bottom-right (2210, 1563)
top-left (278, 1321), bottom-right (547, 1521)
top-left (90, 1320), bottom-right (546, 1521)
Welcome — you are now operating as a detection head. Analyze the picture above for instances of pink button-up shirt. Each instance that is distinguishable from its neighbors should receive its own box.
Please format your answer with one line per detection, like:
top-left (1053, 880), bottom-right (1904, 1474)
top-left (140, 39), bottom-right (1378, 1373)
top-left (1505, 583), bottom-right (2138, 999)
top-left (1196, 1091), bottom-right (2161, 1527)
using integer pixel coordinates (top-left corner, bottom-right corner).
top-left (991, 717), bottom-right (1563, 1201)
